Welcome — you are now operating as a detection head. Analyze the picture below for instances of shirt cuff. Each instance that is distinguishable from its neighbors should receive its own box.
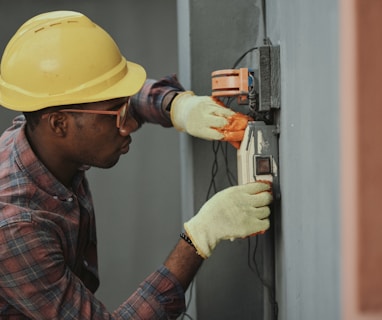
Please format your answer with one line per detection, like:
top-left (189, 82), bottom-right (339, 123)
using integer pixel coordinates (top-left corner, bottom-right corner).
top-left (117, 265), bottom-right (186, 319)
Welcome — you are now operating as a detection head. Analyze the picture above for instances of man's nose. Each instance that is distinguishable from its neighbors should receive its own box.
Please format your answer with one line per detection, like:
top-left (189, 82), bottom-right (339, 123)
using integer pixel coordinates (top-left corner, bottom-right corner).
top-left (119, 117), bottom-right (139, 136)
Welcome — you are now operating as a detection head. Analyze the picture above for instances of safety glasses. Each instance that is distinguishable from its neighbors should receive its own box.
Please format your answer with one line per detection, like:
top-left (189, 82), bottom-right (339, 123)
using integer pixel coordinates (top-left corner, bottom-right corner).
top-left (42, 100), bottom-right (135, 129)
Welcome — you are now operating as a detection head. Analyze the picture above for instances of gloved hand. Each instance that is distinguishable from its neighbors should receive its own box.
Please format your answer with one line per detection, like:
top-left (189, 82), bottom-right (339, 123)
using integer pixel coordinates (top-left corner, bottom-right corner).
top-left (184, 182), bottom-right (272, 259)
top-left (170, 91), bottom-right (251, 148)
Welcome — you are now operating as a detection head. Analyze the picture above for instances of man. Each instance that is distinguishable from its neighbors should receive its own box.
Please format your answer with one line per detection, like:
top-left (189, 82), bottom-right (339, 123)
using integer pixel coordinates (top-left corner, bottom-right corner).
top-left (0, 11), bottom-right (272, 319)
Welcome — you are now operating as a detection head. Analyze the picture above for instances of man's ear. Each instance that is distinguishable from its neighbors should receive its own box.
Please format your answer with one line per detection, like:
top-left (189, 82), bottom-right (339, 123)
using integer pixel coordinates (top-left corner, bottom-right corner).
top-left (47, 112), bottom-right (68, 137)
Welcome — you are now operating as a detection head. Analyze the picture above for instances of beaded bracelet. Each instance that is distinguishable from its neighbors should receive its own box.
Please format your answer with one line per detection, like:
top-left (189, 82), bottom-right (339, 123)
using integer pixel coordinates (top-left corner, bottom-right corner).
top-left (180, 232), bottom-right (196, 249)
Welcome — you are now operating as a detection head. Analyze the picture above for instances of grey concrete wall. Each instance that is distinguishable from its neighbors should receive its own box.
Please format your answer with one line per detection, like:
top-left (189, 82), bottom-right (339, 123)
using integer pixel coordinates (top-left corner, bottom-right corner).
top-left (183, 0), bottom-right (341, 319)
top-left (0, 0), bottom-right (181, 311)
top-left (270, 1), bottom-right (341, 319)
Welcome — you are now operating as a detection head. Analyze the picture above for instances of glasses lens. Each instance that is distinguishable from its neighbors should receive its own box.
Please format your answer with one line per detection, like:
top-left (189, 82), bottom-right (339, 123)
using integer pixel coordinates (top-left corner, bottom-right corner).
top-left (118, 103), bottom-right (127, 128)
top-left (118, 100), bottom-right (138, 131)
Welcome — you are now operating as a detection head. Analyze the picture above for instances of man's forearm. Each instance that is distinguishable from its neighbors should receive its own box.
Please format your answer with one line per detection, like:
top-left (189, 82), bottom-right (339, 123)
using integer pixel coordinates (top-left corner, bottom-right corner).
top-left (164, 237), bottom-right (204, 291)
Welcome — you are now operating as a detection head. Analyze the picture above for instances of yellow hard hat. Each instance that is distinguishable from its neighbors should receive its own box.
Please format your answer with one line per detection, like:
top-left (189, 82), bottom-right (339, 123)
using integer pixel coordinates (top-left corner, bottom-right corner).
top-left (0, 11), bottom-right (147, 111)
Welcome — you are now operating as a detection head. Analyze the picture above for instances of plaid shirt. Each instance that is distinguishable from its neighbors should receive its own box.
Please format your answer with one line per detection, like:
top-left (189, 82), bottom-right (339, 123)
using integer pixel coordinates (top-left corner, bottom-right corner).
top-left (130, 74), bottom-right (185, 128)
top-left (0, 76), bottom-right (186, 319)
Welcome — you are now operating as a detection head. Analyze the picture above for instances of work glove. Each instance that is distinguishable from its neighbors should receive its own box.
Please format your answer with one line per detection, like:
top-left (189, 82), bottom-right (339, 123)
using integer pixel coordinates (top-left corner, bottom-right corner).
top-left (184, 182), bottom-right (272, 259)
top-left (170, 91), bottom-right (252, 148)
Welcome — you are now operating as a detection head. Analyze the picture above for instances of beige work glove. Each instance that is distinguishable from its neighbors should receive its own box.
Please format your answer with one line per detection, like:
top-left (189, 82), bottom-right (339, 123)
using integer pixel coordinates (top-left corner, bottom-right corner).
top-left (170, 91), bottom-right (252, 148)
top-left (184, 182), bottom-right (272, 259)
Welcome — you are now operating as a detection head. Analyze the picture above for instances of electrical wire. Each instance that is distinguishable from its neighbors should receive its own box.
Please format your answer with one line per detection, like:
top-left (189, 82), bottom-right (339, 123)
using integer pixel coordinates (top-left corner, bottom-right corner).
top-left (205, 140), bottom-right (222, 199)
top-left (206, 139), bottom-right (239, 200)
top-left (232, 47), bottom-right (258, 69)
top-left (247, 237), bottom-right (279, 319)
top-left (181, 313), bottom-right (194, 320)
top-left (221, 142), bottom-right (237, 186)
top-left (261, 0), bottom-right (268, 42)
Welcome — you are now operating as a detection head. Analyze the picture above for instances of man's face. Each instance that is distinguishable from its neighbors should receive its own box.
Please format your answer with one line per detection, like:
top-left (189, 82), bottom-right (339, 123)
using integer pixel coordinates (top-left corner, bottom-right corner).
top-left (66, 97), bottom-right (138, 169)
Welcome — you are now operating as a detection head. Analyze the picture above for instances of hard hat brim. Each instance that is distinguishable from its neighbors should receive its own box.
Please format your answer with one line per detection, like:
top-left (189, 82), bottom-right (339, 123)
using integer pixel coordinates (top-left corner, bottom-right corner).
top-left (0, 58), bottom-right (147, 111)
